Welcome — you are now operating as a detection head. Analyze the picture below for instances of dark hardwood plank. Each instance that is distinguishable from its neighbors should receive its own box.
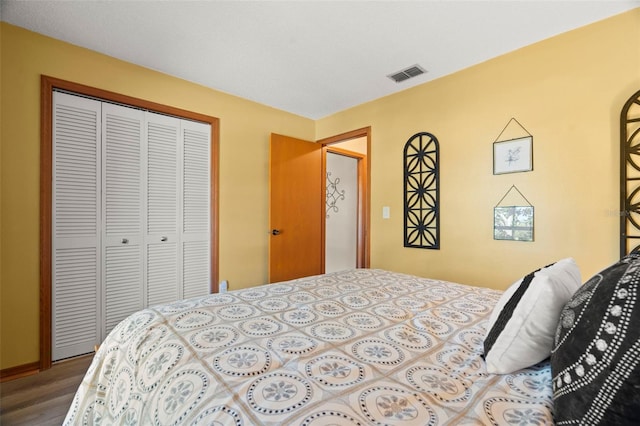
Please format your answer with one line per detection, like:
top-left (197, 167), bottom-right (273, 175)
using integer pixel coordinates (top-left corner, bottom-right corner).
top-left (0, 355), bottom-right (92, 425)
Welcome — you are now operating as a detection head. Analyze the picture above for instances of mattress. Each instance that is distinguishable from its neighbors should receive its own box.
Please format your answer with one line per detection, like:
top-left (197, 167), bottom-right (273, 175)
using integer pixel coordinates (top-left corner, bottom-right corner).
top-left (64, 269), bottom-right (553, 425)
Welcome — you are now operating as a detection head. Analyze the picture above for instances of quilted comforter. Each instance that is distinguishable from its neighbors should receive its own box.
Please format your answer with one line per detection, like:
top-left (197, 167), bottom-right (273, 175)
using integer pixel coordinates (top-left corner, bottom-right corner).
top-left (64, 269), bottom-right (553, 425)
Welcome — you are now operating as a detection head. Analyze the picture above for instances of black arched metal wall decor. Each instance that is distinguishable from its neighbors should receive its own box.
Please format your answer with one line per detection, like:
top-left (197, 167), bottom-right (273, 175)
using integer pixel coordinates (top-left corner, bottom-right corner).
top-left (621, 89), bottom-right (640, 256)
top-left (404, 132), bottom-right (440, 249)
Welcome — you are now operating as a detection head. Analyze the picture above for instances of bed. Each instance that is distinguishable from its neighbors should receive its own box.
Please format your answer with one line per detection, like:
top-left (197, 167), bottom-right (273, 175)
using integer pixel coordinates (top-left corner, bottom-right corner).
top-left (63, 269), bottom-right (554, 425)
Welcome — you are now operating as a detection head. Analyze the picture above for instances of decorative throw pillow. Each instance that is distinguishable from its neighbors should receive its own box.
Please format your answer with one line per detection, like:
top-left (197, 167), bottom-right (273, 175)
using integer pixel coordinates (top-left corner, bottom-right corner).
top-left (551, 254), bottom-right (640, 425)
top-left (483, 258), bottom-right (581, 374)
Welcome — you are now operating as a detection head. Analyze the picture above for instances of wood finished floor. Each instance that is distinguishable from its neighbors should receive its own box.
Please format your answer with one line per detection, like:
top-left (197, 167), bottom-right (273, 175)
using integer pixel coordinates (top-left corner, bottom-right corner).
top-left (0, 355), bottom-right (93, 426)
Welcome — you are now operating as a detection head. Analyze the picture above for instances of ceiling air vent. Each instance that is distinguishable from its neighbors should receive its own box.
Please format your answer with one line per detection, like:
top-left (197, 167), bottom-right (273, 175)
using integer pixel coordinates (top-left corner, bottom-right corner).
top-left (387, 64), bottom-right (427, 83)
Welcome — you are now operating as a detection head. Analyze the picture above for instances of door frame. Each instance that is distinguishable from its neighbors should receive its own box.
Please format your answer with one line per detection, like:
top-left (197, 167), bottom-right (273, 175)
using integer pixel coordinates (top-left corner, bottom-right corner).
top-left (318, 127), bottom-right (371, 270)
top-left (39, 76), bottom-right (219, 370)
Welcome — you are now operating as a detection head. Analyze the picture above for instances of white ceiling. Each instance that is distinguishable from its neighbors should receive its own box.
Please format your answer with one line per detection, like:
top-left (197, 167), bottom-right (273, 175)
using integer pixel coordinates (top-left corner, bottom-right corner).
top-left (2, 1), bottom-right (638, 119)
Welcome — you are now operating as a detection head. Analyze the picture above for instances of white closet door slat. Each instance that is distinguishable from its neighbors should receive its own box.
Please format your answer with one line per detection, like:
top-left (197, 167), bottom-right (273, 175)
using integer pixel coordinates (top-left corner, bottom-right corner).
top-left (181, 120), bottom-right (211, 297)
top-left (102, 103), bottom-right (144, 337)
top-left (147, 117), bottom-right (178, 234)
top-left (53, 247), bottom-right (99, 359)
top-left (147, 244), bottom-right (178, 305)
top-left (104, 246), bottom-right (143, 334)
top-left (183, 241), bottom-right (210, 298)
top-left (54, 100), bottom-right (99, 239)
top-left (145, 112), bottom-right (180, 304)
top-left (104, 107), bottom-right (142, 237)
top-left (52, 92), bottom-right (101, 361)
top-left (183, 125), bottom-right (210, 234)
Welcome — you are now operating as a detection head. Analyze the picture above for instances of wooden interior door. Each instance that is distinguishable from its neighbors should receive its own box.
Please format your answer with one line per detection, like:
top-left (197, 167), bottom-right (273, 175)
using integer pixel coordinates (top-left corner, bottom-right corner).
top-left (269, 134), bottom-right (323, 283)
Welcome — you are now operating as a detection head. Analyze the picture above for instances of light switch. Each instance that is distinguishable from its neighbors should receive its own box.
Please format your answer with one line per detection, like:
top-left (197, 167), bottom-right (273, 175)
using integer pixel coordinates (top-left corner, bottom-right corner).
top-left (382, 206), bottom-right (390, 219)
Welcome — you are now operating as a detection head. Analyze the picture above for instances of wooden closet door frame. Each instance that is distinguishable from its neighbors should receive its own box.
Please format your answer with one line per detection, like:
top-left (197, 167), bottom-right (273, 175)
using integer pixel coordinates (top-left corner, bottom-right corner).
top-left (40, 75), bottom-right (220, 370)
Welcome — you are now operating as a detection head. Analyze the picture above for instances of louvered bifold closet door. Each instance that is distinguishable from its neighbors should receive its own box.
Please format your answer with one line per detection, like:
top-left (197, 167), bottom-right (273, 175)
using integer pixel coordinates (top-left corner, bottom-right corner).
top-left (181, 120), bottom-right (212, 298)
top-left (52, 92), bottom-right (102, 361)
top-left (146, 112), bottom-right (180, 306)
top-left (102, 103), bottom-right (145, 336)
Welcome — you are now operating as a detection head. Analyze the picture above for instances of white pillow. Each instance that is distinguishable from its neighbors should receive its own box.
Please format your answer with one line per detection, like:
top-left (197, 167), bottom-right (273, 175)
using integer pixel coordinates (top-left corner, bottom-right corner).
top-left (483, 258), bottom-right (581, 374)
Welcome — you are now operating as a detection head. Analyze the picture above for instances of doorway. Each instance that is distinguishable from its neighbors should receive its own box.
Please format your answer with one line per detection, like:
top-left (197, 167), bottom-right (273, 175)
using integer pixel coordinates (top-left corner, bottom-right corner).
top-left (324, 141), bottom-right (366, 272)
top-left (319, 129), bottom-right (370, 272)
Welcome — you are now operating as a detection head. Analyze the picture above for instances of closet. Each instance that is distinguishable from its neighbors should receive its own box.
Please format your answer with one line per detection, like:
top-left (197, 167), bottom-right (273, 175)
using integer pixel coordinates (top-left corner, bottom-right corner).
top-left (52, 91), bottom-right (211, 360)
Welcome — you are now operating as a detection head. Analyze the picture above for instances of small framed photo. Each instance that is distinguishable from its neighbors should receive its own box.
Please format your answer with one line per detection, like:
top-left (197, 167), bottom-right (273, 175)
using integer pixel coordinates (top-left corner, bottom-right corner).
top-left (493, 136), bottom-right (533, 175)
top-left (494, 206), bottom-right (534, 242)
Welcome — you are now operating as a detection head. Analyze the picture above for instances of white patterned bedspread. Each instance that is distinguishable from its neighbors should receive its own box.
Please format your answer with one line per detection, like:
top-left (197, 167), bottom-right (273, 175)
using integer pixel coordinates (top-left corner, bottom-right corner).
top-left (64, 269), bottom-right (553, 425)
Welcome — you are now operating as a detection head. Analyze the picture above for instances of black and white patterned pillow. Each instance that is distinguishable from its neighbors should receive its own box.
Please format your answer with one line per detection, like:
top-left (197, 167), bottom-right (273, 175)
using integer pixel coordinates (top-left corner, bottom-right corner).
top-left (551, 254), bottom-right (640, 425)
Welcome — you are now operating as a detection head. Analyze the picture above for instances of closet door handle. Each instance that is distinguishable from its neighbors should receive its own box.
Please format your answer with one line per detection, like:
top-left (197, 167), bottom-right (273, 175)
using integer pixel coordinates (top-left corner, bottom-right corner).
top-left (161, 236), bottom-right (168, 242)
top-left (122, 238), bottom-right (129, 244)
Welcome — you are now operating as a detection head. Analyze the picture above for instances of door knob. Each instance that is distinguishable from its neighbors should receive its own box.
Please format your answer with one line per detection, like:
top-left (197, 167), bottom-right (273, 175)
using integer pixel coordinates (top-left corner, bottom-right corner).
top-left (271, 229), bottom-right (282, 236)
top-left (122, 238), bottom-right (129, 244)
top-left (161, 236), bottom-right (168, 242)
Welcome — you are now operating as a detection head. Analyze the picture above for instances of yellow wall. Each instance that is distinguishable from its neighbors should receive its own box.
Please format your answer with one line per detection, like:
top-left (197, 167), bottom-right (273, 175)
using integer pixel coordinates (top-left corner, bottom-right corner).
top-left (1, 9), bottom-right (639, 371)
top-left (0, 23), bottom-right (314, 370)
top-left (318, 9), bottom-right (640, 289)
